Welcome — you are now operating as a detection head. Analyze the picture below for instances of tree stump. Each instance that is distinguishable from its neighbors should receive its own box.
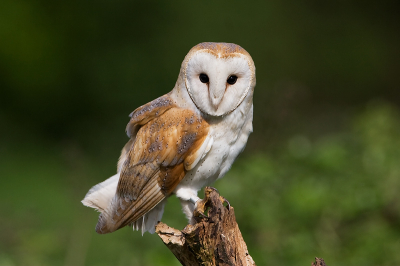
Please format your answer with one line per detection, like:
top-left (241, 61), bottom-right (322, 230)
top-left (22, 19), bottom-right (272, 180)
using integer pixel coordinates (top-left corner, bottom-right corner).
top-left (156, 187), bottom-right (328, 266)
top-left (156, 187), bottom-right (256, 266)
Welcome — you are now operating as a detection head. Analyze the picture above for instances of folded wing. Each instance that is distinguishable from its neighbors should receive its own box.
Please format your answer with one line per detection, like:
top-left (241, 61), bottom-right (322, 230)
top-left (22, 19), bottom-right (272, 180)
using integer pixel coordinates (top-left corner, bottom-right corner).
top-left (94, 95), bottom-right (210, 234)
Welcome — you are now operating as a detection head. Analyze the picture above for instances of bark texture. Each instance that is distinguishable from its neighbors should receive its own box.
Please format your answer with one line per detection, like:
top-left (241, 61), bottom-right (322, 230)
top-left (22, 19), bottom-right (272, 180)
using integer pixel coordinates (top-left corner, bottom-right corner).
top-left (156, 187), bottom-right (256, 266)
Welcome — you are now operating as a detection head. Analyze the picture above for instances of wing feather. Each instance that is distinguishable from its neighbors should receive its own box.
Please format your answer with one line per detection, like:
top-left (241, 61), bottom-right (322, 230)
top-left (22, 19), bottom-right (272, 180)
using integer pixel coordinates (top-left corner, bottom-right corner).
top-left (95, 101), bottom-right (210, 234)
top-left (126, 94), bottom-right (174, 138)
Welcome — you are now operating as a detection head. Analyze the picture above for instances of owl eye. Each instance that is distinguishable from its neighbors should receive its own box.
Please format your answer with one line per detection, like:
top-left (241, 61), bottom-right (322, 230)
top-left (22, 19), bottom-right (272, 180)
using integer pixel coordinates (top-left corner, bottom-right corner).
top-left (199, 73), bottom-right (209, 83)
top-left (227, 75), bottom-right (238, 85)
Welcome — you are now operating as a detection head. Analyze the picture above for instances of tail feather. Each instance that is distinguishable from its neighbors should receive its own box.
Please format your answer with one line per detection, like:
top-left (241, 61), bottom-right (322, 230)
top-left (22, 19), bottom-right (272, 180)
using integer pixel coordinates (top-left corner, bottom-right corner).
top-left (82, 173), bottom-right (166, 235)
top-left (81, 173), bottom-right (119, 212)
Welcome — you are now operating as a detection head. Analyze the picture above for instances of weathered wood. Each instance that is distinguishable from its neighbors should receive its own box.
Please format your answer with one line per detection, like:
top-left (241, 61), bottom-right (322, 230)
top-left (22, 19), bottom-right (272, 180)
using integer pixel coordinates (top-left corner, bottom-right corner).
top-left (156, 187), bottom-right (256, 266)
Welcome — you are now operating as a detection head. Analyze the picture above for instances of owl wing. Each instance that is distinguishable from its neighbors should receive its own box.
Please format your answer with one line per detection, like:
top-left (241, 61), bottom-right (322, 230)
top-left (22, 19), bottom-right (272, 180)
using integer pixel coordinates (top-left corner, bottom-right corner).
top-left (96, 96), bottom-right (211, 234)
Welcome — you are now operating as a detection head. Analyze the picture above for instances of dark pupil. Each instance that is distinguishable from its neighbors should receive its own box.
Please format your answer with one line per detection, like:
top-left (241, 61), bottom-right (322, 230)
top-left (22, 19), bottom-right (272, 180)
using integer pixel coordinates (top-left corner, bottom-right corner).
top-left (227, 75), bottom-right (238, 85)
top-left (199, 74), bottom-right (209, 83)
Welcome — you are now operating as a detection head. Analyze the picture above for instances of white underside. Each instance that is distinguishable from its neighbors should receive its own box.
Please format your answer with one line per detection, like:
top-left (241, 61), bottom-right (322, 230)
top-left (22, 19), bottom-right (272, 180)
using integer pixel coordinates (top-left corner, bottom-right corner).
top-left (174, 104), bottom-right (253, 222)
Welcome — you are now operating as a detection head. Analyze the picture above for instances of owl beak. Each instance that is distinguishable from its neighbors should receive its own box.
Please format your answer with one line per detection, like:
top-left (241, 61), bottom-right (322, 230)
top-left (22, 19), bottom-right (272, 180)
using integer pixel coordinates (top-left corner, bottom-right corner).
top-left (209, 84), bottom-right (225, 110)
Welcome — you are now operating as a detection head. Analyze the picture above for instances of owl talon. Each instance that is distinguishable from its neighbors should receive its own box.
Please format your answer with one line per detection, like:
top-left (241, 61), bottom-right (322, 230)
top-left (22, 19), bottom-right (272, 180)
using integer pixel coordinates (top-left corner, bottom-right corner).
top-left (196, 210), bottom-right (208, 219)
top-left (220, 196), bottom-right (230, 210)
top-left (205, 187), bottom-right (230, 210)
top-left (208, 187), bottom-right (220, 194)
top-left (193, 197), bottom-right (208, 219)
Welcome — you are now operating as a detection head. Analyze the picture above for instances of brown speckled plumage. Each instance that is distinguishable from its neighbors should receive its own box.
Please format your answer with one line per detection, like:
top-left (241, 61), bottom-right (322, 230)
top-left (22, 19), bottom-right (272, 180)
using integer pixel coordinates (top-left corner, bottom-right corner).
top-left (96, 95), bottom-right (209, 233)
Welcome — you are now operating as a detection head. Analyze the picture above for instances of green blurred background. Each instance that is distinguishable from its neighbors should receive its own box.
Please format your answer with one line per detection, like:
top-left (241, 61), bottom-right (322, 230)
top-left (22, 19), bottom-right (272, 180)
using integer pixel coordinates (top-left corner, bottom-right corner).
top-left (1, 0), bottom-right (399, 265)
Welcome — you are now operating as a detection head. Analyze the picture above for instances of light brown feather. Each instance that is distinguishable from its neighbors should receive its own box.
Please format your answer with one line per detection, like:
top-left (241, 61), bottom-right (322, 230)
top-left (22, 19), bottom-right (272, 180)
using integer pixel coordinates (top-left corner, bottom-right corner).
top-left (96, 97), bottom-right (210, 233)
top-left (187, 42), bottom-right (251, 59)
top-left (119, 107), bottom-right (209, 199)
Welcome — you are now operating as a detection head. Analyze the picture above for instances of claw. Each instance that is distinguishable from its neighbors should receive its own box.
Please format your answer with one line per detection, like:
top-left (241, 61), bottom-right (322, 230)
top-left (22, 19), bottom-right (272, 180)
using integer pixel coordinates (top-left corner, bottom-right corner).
top-left (196, 210), bottom-right (208, 219)
top-left (220, 196), bottom-right (230, 210)
top-left (208, 187), bottom-right (220, 194)
top-left (192, 187), bottom-right (231, 220)
top-left (193, 197), bottom-right (208, 219)
top-left (206, 187), bottom-right (231, 210)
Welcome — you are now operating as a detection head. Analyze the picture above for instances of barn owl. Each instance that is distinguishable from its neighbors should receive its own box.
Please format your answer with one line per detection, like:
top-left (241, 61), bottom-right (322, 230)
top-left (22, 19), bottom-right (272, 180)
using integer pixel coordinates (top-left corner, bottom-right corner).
top-left (82, 42), bottom-right (256, 234)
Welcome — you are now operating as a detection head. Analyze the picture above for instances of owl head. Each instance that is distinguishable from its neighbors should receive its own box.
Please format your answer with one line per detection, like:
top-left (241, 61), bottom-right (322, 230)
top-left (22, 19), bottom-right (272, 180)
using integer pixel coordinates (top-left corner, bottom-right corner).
top-left (174, 42), bottom-right (256, 117)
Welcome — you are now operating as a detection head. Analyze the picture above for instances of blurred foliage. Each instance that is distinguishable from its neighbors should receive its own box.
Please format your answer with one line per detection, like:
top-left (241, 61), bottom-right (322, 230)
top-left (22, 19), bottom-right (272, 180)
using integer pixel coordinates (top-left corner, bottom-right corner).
top-left (0, 0), bottom-right (399, 265)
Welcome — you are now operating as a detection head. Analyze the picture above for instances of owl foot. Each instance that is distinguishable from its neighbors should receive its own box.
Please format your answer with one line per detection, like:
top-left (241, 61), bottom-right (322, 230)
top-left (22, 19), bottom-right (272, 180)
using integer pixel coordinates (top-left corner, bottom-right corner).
top-left (190, 196), bottom-right (208, 218)
top-left (192, 187), bottom-right (231, 221)
top-left (204, 187), bottom-right (230, 210)
top-left (221, 196), bottom-right (230, 210)
top-left (193, 196), bottom-right (208, 219)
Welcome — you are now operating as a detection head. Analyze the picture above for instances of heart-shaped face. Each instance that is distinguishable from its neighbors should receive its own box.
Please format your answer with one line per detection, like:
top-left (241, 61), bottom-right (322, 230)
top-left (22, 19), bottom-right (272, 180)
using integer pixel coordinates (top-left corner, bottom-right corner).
top-left (183, 43), bottom-right (255, 117)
